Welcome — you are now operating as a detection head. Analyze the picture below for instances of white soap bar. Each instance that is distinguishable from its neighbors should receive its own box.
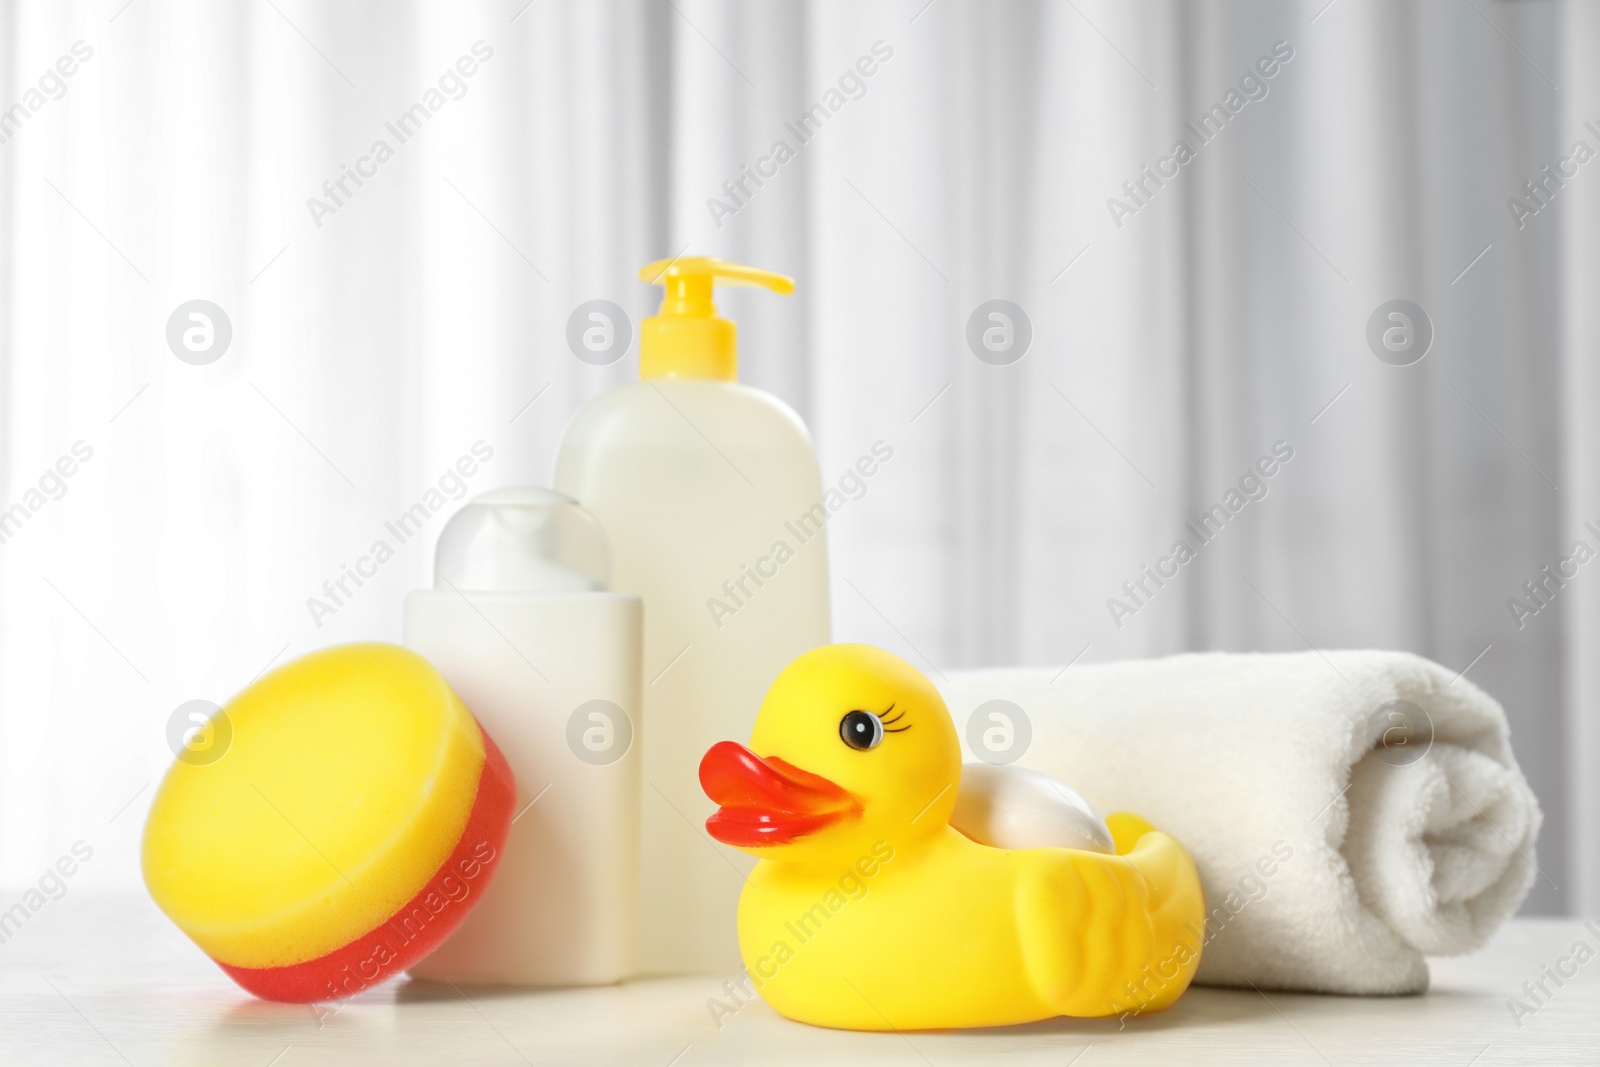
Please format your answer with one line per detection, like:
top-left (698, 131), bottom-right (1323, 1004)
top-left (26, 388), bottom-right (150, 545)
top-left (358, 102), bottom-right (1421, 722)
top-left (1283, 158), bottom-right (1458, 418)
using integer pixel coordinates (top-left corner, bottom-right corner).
top-left (951, 762), bottom-right (1115, 854)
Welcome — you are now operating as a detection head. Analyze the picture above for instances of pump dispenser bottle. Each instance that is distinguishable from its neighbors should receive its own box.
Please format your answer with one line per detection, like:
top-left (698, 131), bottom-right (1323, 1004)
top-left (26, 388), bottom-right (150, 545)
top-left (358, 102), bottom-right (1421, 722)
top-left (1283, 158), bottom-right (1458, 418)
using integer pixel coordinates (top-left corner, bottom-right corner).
top-left (404, 488), bottom-right (642, 985)
top-left (554, 258), bottom-right (830, 973)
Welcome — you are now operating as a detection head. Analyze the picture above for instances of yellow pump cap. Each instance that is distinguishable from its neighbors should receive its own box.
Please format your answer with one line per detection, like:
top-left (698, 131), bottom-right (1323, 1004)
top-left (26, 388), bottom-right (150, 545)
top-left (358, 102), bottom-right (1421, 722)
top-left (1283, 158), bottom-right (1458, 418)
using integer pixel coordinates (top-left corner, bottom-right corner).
top-left (637, 257), bottom-right (795, 380)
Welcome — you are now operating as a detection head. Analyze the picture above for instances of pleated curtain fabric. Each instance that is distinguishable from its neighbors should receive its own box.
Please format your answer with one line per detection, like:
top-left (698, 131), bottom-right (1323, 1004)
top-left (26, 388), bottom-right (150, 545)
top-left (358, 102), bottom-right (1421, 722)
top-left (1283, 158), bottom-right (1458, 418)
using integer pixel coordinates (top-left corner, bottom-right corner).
top-left (0, 0), bottom-right (1594, 918)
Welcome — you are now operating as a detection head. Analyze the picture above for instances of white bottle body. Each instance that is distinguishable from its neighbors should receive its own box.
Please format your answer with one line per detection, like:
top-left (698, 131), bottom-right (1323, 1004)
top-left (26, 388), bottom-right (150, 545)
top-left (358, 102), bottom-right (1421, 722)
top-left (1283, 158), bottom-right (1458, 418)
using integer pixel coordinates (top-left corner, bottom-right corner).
top-left (404, 589), bottom-right (642, 986)
top-left (554, 379), bottom-right (831, 973)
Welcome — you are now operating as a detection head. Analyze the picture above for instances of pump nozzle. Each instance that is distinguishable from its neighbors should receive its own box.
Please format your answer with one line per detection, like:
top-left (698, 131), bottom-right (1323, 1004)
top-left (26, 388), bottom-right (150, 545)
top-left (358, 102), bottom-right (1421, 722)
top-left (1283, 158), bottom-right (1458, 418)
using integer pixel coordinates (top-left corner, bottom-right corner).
top-left (637, 257), bottom-right (794, 381)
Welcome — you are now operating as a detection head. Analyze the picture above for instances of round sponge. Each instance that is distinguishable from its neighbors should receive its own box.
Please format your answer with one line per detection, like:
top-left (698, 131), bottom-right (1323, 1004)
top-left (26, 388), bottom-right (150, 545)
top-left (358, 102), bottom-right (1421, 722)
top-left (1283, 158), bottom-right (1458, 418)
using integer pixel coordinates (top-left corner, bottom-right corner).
top-left (142, 643), bottom-right (515, 1002)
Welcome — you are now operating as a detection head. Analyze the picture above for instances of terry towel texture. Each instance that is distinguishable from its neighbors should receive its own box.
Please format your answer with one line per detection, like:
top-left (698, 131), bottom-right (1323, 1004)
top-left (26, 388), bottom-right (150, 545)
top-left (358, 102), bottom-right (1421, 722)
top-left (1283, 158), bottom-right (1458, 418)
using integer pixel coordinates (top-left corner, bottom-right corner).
top-left (938, 650), bottom-right (1542, 995)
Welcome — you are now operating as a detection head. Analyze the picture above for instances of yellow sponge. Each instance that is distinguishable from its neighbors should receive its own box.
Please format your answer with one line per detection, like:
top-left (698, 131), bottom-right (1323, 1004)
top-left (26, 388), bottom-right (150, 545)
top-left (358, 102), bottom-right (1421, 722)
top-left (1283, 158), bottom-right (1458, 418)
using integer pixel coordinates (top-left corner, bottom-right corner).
top-left (142, 643), bottom-right (514, 1001)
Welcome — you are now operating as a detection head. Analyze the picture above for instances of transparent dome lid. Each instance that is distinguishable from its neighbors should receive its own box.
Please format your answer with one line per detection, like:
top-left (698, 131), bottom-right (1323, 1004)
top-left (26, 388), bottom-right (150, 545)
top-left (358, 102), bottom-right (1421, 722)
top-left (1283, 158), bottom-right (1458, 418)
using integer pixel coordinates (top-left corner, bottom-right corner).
top-left (433, 488), bottom-right (609, 593)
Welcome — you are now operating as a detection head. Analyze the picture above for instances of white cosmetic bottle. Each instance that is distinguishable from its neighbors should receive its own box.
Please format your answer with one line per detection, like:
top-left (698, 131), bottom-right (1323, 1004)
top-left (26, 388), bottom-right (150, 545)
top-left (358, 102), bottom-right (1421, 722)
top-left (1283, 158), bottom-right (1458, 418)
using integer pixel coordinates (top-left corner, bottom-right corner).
top-left (554, 258), bottom-right (831, 973)
top-left (404, 488), bottom-right (642, 985)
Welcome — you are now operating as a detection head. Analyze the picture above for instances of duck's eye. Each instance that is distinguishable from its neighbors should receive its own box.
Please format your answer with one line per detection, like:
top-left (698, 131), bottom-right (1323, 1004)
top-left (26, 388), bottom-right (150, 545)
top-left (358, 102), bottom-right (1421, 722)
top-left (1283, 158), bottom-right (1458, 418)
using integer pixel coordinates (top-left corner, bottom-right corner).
top-left (839, 710), bottom-right (884, 751)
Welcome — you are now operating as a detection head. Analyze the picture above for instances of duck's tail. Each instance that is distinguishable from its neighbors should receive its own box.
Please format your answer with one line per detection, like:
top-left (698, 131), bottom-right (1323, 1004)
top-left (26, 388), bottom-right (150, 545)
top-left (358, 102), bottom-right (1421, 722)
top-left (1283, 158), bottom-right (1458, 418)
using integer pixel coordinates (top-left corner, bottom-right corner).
top-left (1017, 812), bottom-right (1206, 1019)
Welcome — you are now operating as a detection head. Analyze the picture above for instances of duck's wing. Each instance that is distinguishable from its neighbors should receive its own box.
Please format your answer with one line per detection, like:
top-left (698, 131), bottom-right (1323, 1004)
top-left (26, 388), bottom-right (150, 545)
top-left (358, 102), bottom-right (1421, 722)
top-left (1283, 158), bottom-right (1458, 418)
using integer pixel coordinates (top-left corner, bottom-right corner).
top-left (1016, 814), bottom-right (1205, 1017)
top-left (950, 762), bottom-right (1115, 854)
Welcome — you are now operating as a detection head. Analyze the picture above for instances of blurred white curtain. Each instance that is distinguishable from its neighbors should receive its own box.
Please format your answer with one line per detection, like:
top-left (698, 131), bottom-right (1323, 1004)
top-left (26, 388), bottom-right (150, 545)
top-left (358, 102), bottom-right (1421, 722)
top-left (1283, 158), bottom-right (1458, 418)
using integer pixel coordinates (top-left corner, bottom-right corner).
top-left (1562, 1), bottom-right (1600, 921)
top-left (1, 0), bottom-right (1594, 919)
top-left (0, 0), bottom-right (672, 896)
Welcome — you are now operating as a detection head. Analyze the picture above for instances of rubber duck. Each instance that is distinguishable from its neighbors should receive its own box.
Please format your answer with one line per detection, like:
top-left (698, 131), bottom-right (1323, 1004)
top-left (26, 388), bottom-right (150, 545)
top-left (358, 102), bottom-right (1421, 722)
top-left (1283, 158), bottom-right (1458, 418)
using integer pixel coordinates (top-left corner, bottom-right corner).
top-left (698, 644), bottom-right (1205, 1031)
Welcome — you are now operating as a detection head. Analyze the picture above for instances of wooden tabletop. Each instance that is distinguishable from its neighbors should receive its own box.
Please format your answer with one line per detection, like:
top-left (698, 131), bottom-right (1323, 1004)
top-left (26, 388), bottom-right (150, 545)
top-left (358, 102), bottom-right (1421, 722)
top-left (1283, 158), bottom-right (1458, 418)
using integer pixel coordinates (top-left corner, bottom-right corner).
top-left (1, 894), bottom-right (1594, 1065)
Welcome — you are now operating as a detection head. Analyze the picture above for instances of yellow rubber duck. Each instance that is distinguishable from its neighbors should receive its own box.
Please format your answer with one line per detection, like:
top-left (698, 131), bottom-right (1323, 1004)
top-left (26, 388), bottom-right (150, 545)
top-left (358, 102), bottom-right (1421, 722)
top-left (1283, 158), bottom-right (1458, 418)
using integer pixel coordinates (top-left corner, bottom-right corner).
top-left (698, 644), bottom-right (1206, 1031)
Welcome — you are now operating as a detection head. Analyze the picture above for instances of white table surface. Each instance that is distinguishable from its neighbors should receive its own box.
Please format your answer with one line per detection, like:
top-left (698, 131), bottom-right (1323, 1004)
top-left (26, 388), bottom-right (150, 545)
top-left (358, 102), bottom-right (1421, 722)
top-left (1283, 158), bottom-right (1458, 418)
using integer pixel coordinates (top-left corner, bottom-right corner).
top-left (1, 893), bottom-right (1595, 1065)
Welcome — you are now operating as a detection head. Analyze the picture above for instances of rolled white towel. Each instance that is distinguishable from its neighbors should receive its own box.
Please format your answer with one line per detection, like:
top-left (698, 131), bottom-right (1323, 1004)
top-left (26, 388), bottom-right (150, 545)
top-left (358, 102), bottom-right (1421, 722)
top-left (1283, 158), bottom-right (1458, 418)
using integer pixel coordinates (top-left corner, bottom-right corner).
top-left (937, 650), bottom-right (1542, 995)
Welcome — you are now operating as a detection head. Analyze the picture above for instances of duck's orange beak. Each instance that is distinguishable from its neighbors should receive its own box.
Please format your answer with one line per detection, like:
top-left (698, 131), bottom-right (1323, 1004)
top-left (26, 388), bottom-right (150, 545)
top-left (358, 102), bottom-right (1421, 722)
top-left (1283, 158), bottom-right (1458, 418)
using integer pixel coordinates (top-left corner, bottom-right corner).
top-left (699, 741), bottom-right (861, 847)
